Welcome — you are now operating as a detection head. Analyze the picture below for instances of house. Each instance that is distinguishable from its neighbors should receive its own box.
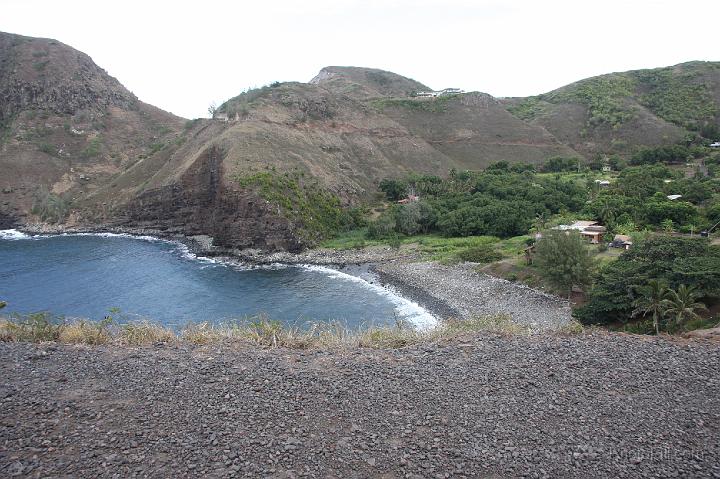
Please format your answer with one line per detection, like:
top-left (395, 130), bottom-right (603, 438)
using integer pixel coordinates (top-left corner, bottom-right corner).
top-left (214, 113), bottom-right (229, 122)
top-left (602, 165), bottom-right (612, 172)
top-left (438, 88), bottom-right (464, 95)
top-left (554, 220), bottom-right (607, 243)
top-left (415, 88), bottom-right (464, 98)
top-left (710, 142), bottom-right (720, 148)
top-left (610, 234), bottom-right (633, 250)
top-left (594, 179), bottom-right (610, 187)
top-left (667, 194), bottom-right (683, 200)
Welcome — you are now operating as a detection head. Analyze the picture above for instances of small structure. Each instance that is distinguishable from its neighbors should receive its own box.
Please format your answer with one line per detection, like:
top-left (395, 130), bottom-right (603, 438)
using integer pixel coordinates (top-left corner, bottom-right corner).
top-left (610, 234), bottom-right (633, 250)
top-left (415, 88), bottom-right (465, 98)
top-left (667, 194), bottom-right (683, 201)
top-left (397, 194), bottom-right (419, 205)
top-left (602, 165), bottom-right (612, 172)
top-left (439, 88), bottom-right (464, 96)
top-left (555, 220), bottom-right (607, 244)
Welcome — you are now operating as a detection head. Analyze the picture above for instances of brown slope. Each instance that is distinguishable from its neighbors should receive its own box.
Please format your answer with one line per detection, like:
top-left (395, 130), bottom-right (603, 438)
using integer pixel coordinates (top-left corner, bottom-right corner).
top-left (0, 31), bottom-right (184, 226)
top-left (97, 73), bottom-right (584, 250)
top-left (309, 66), bottom-right (429, 99)
top-left (371, 92), bottom-right (579, 167)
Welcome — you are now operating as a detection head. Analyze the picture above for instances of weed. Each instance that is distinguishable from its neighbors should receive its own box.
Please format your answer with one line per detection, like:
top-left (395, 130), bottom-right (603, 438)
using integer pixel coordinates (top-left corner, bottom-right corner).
top-left (58, 318), bottom-right (112, 345)
top-left (0, 312), bottom-right (62, 342)
top-left (118, 321), bottom-right (176, 345)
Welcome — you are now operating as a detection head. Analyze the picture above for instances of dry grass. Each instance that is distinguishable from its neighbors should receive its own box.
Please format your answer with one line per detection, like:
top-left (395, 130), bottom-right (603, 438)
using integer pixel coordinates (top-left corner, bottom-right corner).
top-left (117, 321), bottom-right (177, 346)
top-left (58, 320), bottom-right (112, 345)
top-left (0, 313), bottom-right (558, 349)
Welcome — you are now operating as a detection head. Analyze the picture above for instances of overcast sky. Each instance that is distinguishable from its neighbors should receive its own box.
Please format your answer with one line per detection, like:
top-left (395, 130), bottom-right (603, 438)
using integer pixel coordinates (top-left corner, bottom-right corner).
top-left (2, 0), bottom-right (719, 119)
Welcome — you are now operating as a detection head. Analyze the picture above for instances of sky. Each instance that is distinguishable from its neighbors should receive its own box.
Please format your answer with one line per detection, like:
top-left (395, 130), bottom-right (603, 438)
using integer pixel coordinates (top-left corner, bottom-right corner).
top-left (2, 0), bottom-right (719, 119)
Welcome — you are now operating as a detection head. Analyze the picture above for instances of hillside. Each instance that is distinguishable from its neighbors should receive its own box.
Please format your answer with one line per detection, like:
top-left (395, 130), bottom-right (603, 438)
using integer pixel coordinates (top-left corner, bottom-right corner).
top-left (309, 65), bottom-right (430, 99)
top-left (0, 32), bottom-right (183, 227)
top-left (503, 61), bottom-right (720, 156)
top-left (2, 31), bottom-right (718, 251)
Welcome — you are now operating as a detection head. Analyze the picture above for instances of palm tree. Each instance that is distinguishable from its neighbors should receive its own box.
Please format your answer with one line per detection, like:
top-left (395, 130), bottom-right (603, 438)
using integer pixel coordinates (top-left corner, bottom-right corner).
top-left (596, 197), bottom-right (616, 226)
top-left (662, 284), bottom-right (708, 330)
top-left (632, 279), bottom-right (671, 335)
top-left (533, 211), bottom-right (548, 232)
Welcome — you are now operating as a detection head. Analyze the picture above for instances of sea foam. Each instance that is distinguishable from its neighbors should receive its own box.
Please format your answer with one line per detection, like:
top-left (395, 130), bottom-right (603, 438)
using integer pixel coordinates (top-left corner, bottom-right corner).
top-left (0, 229), bottom-right (30, 240)
top-left (300, 264), bottom-right (438, 330)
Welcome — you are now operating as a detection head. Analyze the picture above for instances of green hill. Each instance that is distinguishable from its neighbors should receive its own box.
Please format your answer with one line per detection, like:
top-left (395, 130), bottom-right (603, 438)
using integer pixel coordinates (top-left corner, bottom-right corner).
top-left (504, 61), bottom-right (720, 156)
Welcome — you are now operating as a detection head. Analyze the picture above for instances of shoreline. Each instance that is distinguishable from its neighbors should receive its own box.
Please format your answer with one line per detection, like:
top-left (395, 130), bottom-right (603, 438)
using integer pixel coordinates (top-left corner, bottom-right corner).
top-left (12, 224), bottom-right (572, 330)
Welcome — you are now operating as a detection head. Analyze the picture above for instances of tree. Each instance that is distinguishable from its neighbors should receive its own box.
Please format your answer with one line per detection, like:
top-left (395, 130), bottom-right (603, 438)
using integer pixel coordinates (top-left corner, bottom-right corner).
top-left (534, 230), bottom-right (593, 298)
top-left (0, 301), bottom-right (5, 310)
top-left (208, 102), bottom-right (217, 117)
top-left (576, 236), bottom-right (720, 327)
top-left (662, 284), bottom-right (708, 330)
top-left (596, 197), bottom-right (617, 225)
top-left (632, 279), bottom-right (671, 335)
top-left (379, 179), bottom-right (408, 201)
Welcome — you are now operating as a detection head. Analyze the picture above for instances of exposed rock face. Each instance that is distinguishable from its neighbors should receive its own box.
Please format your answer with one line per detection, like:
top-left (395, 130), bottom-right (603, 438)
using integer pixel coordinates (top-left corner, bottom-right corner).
top-left (0, 33), bottom-right (136, 122)
top-left (118, 147), bottom-right (302, 251)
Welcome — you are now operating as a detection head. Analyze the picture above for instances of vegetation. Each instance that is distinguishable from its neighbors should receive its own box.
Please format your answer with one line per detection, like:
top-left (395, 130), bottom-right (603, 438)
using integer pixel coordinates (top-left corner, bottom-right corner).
top-left (534, 230), bottom-right (593, 297)
top-left (662, 284), bottom-right (709, 330)
top-left (31, 187), bottom-right (70, 223)
top-left (0, 313), bottom-right (536, 348)
top-left (541, 75), bottom-right (636, 128)
top-left (217, 82), bottom-right (285, 119)
top-left (454, 243), bottom-right (503, 264)
top-left (505, 97), bottom-right (546, 121)
top-left (541, 156), bottom-right (580, 173)
top-left (576, 236), bottom-right (720, 328)
top-left (508, 63), bottom-right (720, 137)
top-left (635, 65), bottom-right (718, 131)
top-left (324, 154), bottom-right (720, 335)
top-left (368, 166), bottom-right (587, 240)
top-left (370, 95), bottom-right (457, 114)
top-left (80, 136), bottom-right (102, 159)
top-left (234, 170), bottom-right (362, 242)
top-left (631, 279), bottom-right (672, 335)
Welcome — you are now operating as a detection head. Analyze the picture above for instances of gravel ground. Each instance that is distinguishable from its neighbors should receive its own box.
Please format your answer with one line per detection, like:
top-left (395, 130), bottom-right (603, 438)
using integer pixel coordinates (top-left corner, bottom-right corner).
top-left (1, 335), bottom-right (719, 478)
top-left (376, 262), bottom-right (572, 330)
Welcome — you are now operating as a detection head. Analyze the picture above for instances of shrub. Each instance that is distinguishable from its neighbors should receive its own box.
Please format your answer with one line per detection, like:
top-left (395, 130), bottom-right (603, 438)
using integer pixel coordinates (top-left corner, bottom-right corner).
top-left (0, 312), bottom-right (62, 342)
top-left (455, 244), bottom-right (502, 263)
top-left (534, 230), bottom-right (593, 297)
top-left (118, 321), bottom-right (176, 345)
top-left (80, 136), bottom-right (102, 159)
top-left (366, 214), bottom-right (396, 239)
top-left (31, 188), bottom-right (70, 223)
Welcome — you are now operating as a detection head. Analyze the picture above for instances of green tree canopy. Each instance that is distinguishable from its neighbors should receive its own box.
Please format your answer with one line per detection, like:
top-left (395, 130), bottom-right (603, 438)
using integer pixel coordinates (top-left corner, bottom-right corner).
top-left (534, 230), bottom-right (593, 298)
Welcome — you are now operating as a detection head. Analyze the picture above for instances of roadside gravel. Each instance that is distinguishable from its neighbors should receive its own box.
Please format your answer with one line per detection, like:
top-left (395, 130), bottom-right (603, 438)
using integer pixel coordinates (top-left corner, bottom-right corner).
top-left (1, 335), bottom-right (719, 478)
top-left (376, 262), bottom-right (572, 330)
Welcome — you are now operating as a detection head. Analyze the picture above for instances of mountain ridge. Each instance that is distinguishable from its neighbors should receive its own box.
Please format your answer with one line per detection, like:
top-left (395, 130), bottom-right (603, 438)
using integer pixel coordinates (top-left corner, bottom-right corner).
top-left (1, 30), bottom-right (719, 250)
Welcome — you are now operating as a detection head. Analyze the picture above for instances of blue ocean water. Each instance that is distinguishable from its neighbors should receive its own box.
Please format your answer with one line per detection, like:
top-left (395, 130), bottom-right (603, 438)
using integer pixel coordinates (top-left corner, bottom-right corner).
top-left (0, 231), bottom-right (435, 329)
